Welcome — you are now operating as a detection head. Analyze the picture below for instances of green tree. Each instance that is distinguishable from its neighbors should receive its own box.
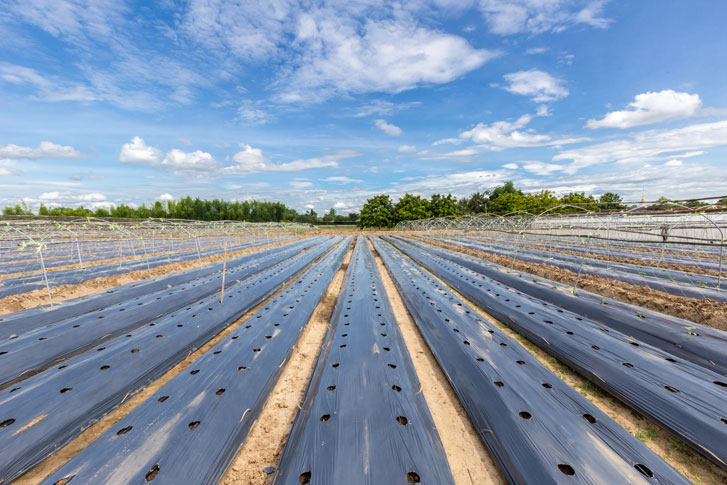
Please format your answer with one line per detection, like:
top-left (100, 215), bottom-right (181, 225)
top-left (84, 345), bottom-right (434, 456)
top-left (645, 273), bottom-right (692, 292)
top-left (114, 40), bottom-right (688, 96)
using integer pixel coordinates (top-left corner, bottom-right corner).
top-left (558, 192), bottom-right (598, 212)
top-left (359, 195), bottom-right (395, 228)
top-left (94, 207), bottom-right (110, 217)
top-left (394, 194), bottom-right (431, 221)
top-left (488, 181), bottom-right (521, 202)
top-left (598, 192), bottom-right (624, 210)
top-left (429, 194), bottom-right (458, 218)
top-left (458, 191), bottom-right (488, 214)
top-left (322, 208), bottom-right (337, 223)
top-left (488, 192), bottom-right (526, 214)
top-left (523, 190), bottom-right (560, 213)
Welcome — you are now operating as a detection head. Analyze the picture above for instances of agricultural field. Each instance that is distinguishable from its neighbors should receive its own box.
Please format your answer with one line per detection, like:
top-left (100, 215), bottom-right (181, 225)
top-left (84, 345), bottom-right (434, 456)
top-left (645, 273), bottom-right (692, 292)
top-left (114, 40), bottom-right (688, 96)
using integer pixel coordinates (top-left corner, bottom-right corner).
top-left (0, 217), bottom-right (726, 484)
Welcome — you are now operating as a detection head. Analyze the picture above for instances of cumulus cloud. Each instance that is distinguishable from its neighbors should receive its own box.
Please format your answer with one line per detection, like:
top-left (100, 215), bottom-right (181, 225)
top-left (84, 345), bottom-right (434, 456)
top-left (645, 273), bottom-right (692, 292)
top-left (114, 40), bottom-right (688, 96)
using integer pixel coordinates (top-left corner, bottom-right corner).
top-left (158, 193), bottom-right (174, 201)
top-left (500, 69), bottom-right (568, 102)
top-left (374, 119), bottom-right (402, 136)
top-left (586, 90), bottom-right (702, 129)
top-left (0, 141), bottom-right (81, 159)
top-left (554, 120), bottom-right (727, 173)
top-left (119, 136), bottom-right (162, 164)
top-left (502, 162), bottom-right (519, 169)
top-left (118, 137), bottom-right (217, 177)
top-left (454, 113), bottom-right (585, 151)
top-left (278, 15), bottom-right (496, 102)
top-left (478, 0), bottom-right (611, 35)
top-left (224, 145), bottom-right (361, 174)
top-left (161, 149), bottom-right (218, 178)
top-left (397, 145), bottom-right (417, 153)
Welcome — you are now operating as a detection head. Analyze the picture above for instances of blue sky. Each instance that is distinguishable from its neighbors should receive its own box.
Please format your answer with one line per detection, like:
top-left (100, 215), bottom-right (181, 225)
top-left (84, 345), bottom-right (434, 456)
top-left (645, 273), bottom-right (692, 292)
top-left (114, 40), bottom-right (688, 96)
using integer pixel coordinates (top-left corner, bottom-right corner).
top-left (1, 0), bottom-right (726, 214)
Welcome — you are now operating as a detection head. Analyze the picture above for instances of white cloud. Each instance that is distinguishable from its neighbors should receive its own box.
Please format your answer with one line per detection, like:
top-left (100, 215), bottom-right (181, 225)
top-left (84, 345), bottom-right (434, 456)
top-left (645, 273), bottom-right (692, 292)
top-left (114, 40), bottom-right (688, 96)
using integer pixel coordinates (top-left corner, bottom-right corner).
top-left (525, 47), bottom-right (547, 55)
top-left (224, 145), bottom-right (361, 174)
top-left (502, 162), bottom-right (519, 169)
top-left (237, 100), bottom-right (271, 124)
top-left (455, 113), bottom-right (585, 151)
top-left (118, 137), bottom-right (217, 177)
top-left (0, 167), bottom-right (22, 176)
top-left (333, 201), bottom-right (347, 209)
top-left (395, 169), bottom-right (510, 196)
top-left (417, 147), bottom-right (483, 160)
top-left (397, 145), bottom-right (417, 153)
top-left (39, 191), bottom-right (61, 201)
top-left (522, 160), bottom-right (727, 201)
top-left (227, 144), bottom-right (268, 172)
top-left (586, 90), bottom-right (702, 129)
top-left (375, 119), bottom-right (402, 136)
top-left (278, 16), bottom-right (496, 102)
top-left (38, 191), bottom-right (107, 203)
top-left (351, 100), bottom-right (421, 118)
top-left (158, 193), bottom-right (174, 201)
top-left (322, 176), bottom-right (363, 184)
top-left (289, 181), bottom-right (314, 189)
top-left (75, 192), bottom-right (107, 202)
top-left (178, 3), bottom-right (496, 104)
top-left (664, 159), bottom-right (682, 167)
top-left (119, 136), bottom-right (162, 164)
top-left (161, 149), bottom-right (218, 178)
top-left (0, 141), bottom-right (81, 159)
top-left (6, 4), bottom-right (495, 111)
top-left (521, 161), bottom-right (566, 175)
top-left (554, 120), bottom-right (727, 174)
top-left (478, 0), bottom-right (611, 35)
top-left (500, 69), bottom-right (568, 102)
top-left (0, 62), bottom-right (96, 103)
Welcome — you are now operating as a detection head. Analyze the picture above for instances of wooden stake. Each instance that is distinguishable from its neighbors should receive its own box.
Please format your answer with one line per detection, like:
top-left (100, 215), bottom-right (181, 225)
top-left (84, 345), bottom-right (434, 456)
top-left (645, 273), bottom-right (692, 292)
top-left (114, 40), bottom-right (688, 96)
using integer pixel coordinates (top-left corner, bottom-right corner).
top-left (220, 237), bottom-right (228, 304)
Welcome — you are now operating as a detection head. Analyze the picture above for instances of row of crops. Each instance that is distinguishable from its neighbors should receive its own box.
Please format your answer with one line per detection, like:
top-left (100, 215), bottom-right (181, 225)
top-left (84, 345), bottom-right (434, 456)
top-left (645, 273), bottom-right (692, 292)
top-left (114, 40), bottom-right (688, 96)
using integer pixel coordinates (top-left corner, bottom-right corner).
top-left (1, 230), bottom-right (726, 483)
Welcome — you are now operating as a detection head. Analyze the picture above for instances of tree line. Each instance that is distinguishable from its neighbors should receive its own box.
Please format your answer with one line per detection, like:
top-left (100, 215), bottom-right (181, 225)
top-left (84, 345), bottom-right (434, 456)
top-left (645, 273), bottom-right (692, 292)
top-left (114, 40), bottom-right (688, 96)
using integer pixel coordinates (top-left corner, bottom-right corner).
top-left (358, 183), bottom-right (727, 227)
top-left (1, 197), bottom-right (359, 224)
top-left (3, 185), bottom-right (724, 228)
top-left (358, 182), bottom-right (628, 228)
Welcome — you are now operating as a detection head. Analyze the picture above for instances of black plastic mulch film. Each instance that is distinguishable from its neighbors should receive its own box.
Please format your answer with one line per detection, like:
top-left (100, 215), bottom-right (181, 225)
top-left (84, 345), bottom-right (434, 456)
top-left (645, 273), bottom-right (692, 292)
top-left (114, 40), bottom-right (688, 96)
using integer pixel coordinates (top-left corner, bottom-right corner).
top-left (396, 236), bottom-right (727, 376)
top-left (0, 236), bottom-right (318, 337)
top-left (0, 236), bottom-right (339, 483)
top-left (0, 236), bottom-right (293, 300)
top-left (383, 236), bottom-right (727, 471)
top-left (273, 236), bottom-right (454, 485)
top-left (372, 236), bottom-right (689, 484)
top-left (0, 237), bottom-right (326, 388)
top-left (430, 236), bottom-right (726, 302)
top-left (41, 236), bottom-right (352, 485)
top-left (445, 235), bottom-right (722, 289)
top-left (469, 234), bottom-right (721, 272)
